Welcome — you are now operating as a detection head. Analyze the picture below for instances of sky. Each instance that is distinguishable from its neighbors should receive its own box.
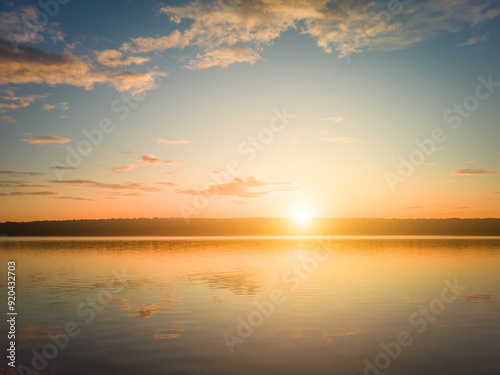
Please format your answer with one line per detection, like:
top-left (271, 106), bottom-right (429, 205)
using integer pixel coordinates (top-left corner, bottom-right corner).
top-left (0, 0), bottom-right (499, 222)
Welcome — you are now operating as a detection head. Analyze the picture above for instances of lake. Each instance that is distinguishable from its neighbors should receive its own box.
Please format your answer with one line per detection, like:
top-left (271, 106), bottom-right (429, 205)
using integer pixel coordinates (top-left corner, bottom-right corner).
top-left (1, 236), bottom-right (499, 375)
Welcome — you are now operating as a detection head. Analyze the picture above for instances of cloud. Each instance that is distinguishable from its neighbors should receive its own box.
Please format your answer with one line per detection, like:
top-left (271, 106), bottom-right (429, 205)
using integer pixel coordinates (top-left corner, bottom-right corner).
top-left (121, 29), bottom-right (188, 53)
top-left (0, 170), bottom-right (43, 177)
top-left (153, 170), bottom-right (183, 176)
top-left (494, 192), bottom-right (500, 195)
top-left (103, 164), bottom-right (138, 173)
top-left (0, 89), bottom-right (47, 113)
top-left (48, 179), bottom-right (161, 192)
top-left (156, 182), bottom-right (177, 186)
top-left (134, 154), bottom-right (184, 165)
top-left (21, 135), bottom-right (70, 144)
top-left (109, 70), bottom-right (167, 95)
top-left (187, 47), bottom-right (261, 69)
top-left (158, 139), bottom-right (191, 144)
top-left (323, 116), bottom-right (344, 123)
top-left (0, 191), bottom-right (59, 197)
top-left (0, 180), bottom-right (47, 188)
top-left (0, 114), bottom-right (16, 123)
top-left (452, 169), bottom-right (500, 175)
top-left (456, 32), bottom-right (490, 46)
top-left (42, 102), bottom-right (69, 111)
top-left (0, 39), bottom-right (166, 94)
top-left (96, 49), bottom-right (150, 67)
top-left (57, 196), bottom-right (95, 201)
top-left (0, 6), bottom-right (64, 45)
top-left (107, 192), bottom-right (144, 198)
top-left (126, 0), bottom-right (500, 62)
top-left (50, 166), bottom-right (82, 171)
top-left (178, 176), bottom-right (307, 198)
top-left (319, 135), bottom-right (367, 143)
top-left (42, 103), bottom-right (56, 111)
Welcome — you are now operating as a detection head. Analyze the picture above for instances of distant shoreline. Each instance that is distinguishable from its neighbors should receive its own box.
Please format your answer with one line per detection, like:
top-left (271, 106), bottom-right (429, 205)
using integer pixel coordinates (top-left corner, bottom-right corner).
top-left (1, 218), bottom-right (500, 236)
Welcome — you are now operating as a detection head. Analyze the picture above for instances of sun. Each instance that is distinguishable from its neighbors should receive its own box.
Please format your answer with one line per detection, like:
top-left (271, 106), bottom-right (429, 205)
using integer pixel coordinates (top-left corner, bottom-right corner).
top-left (293, 210), bottom-right (311, 225)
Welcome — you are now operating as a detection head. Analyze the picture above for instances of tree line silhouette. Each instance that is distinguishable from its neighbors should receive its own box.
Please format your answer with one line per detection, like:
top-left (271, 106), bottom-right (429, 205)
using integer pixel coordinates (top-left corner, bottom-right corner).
top-left (0, 218), bottom-right (499, 236)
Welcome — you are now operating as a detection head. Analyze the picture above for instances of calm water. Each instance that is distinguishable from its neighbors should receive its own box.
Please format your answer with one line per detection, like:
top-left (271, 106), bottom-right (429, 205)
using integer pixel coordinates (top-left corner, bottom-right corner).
top-left (1, 236), bottom-right (499, 375)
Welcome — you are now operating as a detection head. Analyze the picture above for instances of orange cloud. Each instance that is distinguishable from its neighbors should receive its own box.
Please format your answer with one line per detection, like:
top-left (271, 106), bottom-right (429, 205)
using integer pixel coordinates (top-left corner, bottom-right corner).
top-left (0, 181), bottom-right (47, 188)
top-left (121, 29), bottom-right (188, 53)
top-left (0, 170), bottom-right (43, 176)
top-left (452, 169), bottom-right (500, 175)
top-left (187, 47), bottom-right (261, 69)
top-left (21, 135), bottom-right (70, 144)
top-left (96, 49), bottom-right (150, 67)
top-left (0, 89), bottom-right (47, 113)
top-left (48, 179), bottom-right (161, 192)
top-left (134, 154), bottom-right (184, 165)
top-left (0, 191), bottom-right (59, 197)
top-left (103, 164), bottom-right (138, 173)
top-left (0, 40), bottom-right (165, 94)
top-left (158, 139), bottom-right (191, 144)
top-left (178, 176), bottom-right (307, 198)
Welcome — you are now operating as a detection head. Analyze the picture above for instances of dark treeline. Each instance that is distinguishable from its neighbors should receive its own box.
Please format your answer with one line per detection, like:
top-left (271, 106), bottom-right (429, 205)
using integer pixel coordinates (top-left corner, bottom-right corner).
top-left (0, 218), bottom-right (499, 236)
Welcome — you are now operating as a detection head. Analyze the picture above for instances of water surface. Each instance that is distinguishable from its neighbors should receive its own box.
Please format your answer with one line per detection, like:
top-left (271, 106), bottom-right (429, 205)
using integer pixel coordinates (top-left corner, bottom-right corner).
top-left (1, 236), bottom-right (499, 375)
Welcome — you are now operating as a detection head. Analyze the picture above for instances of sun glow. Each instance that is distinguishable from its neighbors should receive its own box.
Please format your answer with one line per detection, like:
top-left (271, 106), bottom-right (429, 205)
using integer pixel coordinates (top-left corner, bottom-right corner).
top-left (293, 210), bottom-right (311, 225)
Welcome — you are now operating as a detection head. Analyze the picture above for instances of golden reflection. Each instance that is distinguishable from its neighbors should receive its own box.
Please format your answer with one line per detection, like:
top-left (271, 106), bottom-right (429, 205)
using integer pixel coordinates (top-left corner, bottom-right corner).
top-left (135, 303), bottom-right (158, 319)
top-left (153, 321), bottom-right (185, 339)
top-left (188, 269), bottom-right (263, 296)
top-left (19, 324), bottom-right (63, 342)
top-left (322, 327), bottom-right (363, 344)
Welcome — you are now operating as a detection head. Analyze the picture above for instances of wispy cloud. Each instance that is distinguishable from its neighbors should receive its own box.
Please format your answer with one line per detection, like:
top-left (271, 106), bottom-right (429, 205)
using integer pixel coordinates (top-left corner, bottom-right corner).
top-left (51, 166), bottom-right (82, 171)
top-left (95, 50), bottom-right (150, 67)
top-left (0, 40), bottom-right (166, 95)
top-left (158, 139), bottom-right (191, 144)
top-left (0, 6), bottom-right (64, 45)
top-left (42, 102), bottom-right (69, 111)
top-left (0, 115), bottom-right (16, 123)
top-left (0, 191), bottom-right (59, 197)
top-left (21, 135), bottom-right (70, 144)
top-left (57, 196), bottom-right (95, 201)
top-left (0, 180), bottom-right (47, 188)
top-left (456, 32), bottom-right (490, 46)
top-left (103, 164), bottom-right (138, 173)
top-left (153, 170), bottom-right (183, 176)
top-left (0, 170), bottom-right (43, 177)
top-left (48, 179), bottom-right (161, 192)
top-left (322, 116), bottom-right (344, 123)
top-left (452, 169), bottom-right (500, 175)
top-left (134, 154), bottom-right (184, 165)
top-left (178, 176), bottom-right (307, 198)
top-left (0, 89), bottom-right (47, 113)
top-left (119, 0), bottom-right (500, 63)
top-left (187, 47), bottom-right (261, 69)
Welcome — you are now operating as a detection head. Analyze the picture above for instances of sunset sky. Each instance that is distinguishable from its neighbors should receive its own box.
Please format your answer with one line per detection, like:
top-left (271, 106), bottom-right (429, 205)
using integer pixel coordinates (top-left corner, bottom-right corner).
top-left (1, 0), bottom-right (499, 221)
